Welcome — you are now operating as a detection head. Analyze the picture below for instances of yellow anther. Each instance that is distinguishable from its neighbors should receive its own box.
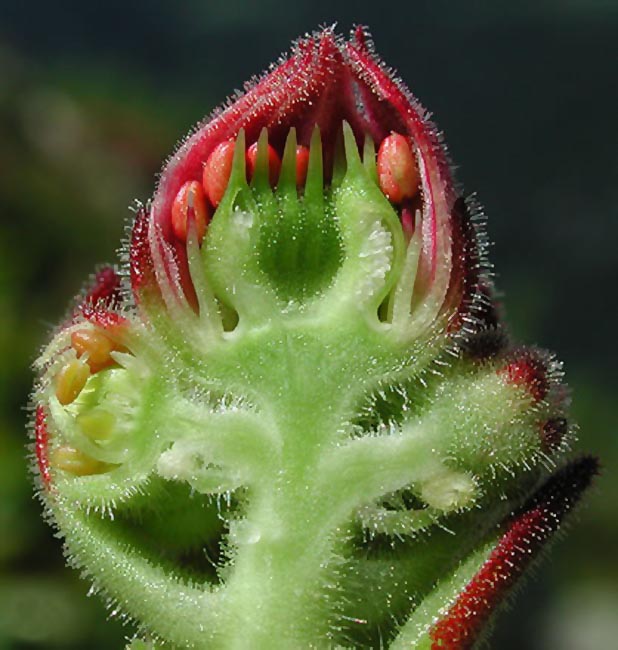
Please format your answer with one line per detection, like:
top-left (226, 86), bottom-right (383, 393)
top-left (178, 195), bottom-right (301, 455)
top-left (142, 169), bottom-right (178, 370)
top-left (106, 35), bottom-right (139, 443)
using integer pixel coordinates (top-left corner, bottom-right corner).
top-left (50, 445), bottom-right (106, 476)
top-left (71, 329), bottom-right (116, 373)
top-left (55, 359), bottom-right (90, 405)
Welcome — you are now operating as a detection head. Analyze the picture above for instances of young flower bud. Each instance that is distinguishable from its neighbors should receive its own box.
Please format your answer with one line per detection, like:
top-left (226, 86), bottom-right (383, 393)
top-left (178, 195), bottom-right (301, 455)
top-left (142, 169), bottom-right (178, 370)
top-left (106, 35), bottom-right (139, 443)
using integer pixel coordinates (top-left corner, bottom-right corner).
top-left (427, 457), bottom-right (598, 649)
top-left (499, 352), bottom-right (549, 402)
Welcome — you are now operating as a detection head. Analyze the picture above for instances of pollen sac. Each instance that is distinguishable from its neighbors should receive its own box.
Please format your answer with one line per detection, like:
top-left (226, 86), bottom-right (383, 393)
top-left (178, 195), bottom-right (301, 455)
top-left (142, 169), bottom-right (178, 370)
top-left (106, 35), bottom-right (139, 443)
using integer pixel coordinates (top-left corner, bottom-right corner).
top-left (295, 145), bottom-right (310, 187)
top-left (71, 325), bottom-right (128, 373)
top-left (377, 133), bottom-right (420, 203)
top-left (71, 329), bottom-right (115, 372)
top-left (50, 445), bottom-right (108, 476)
top-left (171, 180), bottom-right (209, 243)
top-left (246, 140), bottom-right (281, 186)
top-left (202, 140), bottom-right (235, 207)
top-left (55, 359), bottom-right (90, 405)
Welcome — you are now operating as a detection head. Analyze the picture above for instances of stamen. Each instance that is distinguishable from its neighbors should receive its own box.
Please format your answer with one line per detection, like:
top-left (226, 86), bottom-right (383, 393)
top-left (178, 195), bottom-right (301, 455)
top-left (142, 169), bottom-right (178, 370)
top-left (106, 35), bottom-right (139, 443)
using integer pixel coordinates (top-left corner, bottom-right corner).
top-left (247, 129), bottom-right (281, 188)
top-left (171, 180), bottom-right (209, 243)
top-left (228, 129), bottom-right (248, 192)
top-left (55, 359), bottom-right (90, 405)
top-left (202, 140), bottom-right (236, 207)
top-left (304, 127), bottom-right (324, 206)
top-left (295, 145), bottom-right (310, 187)
top-left (71, 329), bottom-right (123, 374)
top-left (377, 133), bottom-right (419, 203)
top-left (50, 445), bottom-right (107, 476)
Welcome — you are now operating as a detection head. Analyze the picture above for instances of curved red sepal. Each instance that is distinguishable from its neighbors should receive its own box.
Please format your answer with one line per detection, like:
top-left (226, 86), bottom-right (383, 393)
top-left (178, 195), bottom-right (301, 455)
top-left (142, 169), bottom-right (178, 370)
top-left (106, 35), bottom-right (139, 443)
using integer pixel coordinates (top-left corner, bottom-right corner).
top-left (430, 456), bottom-right (598, 649)
top-left (34, 405), bottom-right (51, 488)
top-left (130, 205), bottom-right (159, 303)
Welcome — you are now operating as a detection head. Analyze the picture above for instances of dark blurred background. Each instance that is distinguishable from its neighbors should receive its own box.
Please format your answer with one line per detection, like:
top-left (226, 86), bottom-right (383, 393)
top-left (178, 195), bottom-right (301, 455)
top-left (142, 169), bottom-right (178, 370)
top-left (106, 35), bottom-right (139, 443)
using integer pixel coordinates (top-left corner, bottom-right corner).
top-left (0, 1), bottom-right (616, 648)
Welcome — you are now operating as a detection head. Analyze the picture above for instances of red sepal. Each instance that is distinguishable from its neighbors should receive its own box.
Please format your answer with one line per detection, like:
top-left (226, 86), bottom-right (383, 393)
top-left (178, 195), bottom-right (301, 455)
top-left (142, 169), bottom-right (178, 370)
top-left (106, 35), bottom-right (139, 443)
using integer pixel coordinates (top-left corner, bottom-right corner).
top-left (34, 405), bottom-right (51, 488)
top-left (430, 456), bottom-right (598, 649)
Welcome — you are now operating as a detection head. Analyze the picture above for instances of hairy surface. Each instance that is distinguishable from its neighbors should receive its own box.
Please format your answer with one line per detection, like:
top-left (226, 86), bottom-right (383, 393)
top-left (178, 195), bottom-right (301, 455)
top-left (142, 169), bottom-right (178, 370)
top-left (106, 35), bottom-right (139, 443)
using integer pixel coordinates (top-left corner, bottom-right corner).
top-left (30, 27), bottom-right (596, 649)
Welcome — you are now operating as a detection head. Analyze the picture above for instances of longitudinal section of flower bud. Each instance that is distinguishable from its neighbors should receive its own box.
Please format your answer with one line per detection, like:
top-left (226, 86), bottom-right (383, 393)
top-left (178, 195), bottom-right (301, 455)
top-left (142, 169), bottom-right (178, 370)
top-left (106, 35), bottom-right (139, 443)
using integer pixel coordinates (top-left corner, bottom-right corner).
top-left (31, 28), bottom-right (595, 650)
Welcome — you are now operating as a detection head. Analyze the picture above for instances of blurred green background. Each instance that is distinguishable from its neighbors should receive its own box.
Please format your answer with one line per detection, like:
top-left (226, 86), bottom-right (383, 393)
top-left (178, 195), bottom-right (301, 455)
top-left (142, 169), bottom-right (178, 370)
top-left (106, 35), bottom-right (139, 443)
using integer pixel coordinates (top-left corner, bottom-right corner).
top-left (0, 1), bottom-right (616, 648)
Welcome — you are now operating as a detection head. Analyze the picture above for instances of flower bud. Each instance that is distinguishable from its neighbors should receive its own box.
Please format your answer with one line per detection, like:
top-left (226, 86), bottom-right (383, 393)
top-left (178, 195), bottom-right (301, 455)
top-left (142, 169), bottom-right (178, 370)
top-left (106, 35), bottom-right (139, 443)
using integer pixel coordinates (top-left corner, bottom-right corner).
top-left (30, 27), bottom-right (595, 650)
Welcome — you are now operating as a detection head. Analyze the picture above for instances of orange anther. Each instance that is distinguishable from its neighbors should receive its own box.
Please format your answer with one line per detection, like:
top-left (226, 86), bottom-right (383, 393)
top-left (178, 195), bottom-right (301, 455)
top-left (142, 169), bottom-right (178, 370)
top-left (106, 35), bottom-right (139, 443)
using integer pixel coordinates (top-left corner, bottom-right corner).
top-left (202, 140), bottom-right (236, 207)
top-left (295, 145), bottom-right (310, 187)
top-left (246, 142), bottom-right (281, 187)
top-left (55, 359), bottom-right (90, 405)
top-left (377, 133), bottom-right (419, 204)
top-left (71, 328), bottom-right (119, 373)
top-left (171, 180), bottom-right (209, 243)
top-left (50, 445), bottom-right (106, 476)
